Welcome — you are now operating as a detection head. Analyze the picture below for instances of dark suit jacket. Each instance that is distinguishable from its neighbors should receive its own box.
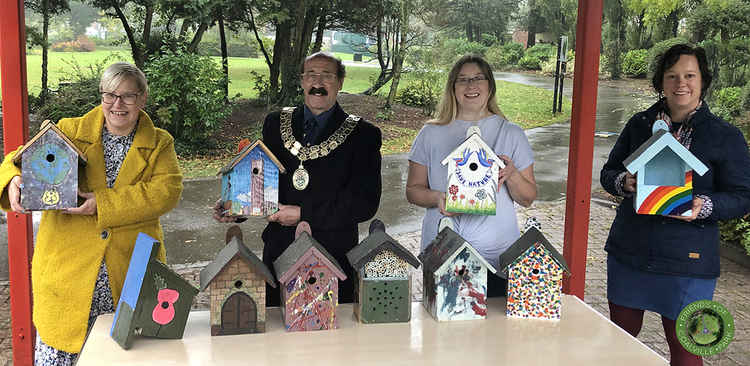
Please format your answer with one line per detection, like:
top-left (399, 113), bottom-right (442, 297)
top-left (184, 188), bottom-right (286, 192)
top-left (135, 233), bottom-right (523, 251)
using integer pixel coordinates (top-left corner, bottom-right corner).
top-left (261, 102), bottom-right (382, 305)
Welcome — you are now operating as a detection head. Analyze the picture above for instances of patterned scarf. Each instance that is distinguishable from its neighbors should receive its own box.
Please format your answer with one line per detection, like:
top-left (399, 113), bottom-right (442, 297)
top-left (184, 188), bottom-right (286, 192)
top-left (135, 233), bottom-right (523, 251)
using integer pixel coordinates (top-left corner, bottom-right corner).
top-left (655, 99), bottom-right (702, 149)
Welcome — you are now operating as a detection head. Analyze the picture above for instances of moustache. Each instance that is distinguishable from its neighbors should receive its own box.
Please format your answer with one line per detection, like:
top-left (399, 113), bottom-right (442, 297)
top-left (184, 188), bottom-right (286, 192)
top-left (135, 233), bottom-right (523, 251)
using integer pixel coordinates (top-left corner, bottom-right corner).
top-left (308, 87), bottom-right (328, 96)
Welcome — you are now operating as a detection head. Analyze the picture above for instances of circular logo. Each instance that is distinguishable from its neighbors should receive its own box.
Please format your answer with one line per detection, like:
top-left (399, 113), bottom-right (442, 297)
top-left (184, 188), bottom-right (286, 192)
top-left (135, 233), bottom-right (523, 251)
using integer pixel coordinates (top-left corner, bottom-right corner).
top-left (41, 189), bottom-right (60, 206)
top-left (676, 300), bottom-right (734, 356)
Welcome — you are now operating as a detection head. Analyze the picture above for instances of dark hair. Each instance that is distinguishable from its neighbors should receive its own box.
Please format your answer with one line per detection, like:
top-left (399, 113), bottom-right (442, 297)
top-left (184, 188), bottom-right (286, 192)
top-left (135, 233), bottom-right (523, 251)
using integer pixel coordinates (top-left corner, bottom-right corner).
top-left (652, 44), bottom-right (712, 99)
top-left (302, 51), bottom-right (346, 80)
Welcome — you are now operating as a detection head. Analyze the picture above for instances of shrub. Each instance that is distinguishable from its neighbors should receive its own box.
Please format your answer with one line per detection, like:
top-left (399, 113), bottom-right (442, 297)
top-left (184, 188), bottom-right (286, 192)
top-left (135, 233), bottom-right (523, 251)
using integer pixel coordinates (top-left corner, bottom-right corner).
top-left (647, 37), bottom-right (689, 76)
top-left (50, 35), bottom-right (96, 52)
top-left (440, 38), bottom-right (488, 65)
top-left (35, 59), bottom-right (109, 123)
top-left (720, 218), bottom-right (750, 257)
top-left (198, 40), bottom-right (259, 58)
top-left (711, 87), bottom-right (743, 122)
top-left (518, 43), bottom-right (556, 70)
top-left (623, 49), bottom-right (648, 78)
top-left (741, 81), bottom-right (750, 111)
top-left (485, 42), bottom-right (524, 70)
top-left (145, 48), bottom-right (232, 153)
top-left (396, 68), bottom-right (443, 115)
top-left (249, 70), bottom-right (273, 105)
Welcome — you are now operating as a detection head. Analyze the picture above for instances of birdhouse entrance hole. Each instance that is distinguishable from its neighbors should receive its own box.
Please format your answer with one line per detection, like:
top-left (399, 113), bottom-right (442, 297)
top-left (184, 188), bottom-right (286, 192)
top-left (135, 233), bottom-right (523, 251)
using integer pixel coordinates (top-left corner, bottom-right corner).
top-left (234, 280), bottom-right (243, 289)
top-left (644, 148), bottom-right (685, 186)
top-left (46, 154), bottom-right (55, 162)
top-left (532, 268), bottom-right (540, 275)
top-left (469, 162), bottom-right (478, 171)
top-left (307, 276), bottom-right (317, 285)
top-left (252, 167), bottom-right (259, 175)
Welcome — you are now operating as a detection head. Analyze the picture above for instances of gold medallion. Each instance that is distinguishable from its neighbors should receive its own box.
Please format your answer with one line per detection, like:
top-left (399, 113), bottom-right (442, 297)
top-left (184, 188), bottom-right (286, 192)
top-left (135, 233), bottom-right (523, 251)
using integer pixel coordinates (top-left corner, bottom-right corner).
top-left (293, 166), bottom-right (310, 190)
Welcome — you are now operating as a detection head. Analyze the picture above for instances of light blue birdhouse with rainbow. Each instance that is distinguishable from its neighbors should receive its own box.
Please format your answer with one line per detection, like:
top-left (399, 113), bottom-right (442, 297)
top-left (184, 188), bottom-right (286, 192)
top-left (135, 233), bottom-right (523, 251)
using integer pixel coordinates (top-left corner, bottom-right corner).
top-left (12, 120), bottom-right (87, 210)
top-left (623, 121), bottom-right (709, 216)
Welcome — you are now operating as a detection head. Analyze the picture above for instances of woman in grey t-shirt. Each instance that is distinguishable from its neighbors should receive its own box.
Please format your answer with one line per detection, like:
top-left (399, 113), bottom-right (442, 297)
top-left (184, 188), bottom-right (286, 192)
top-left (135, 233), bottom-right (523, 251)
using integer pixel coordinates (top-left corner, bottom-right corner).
top-left (406, 55), bottom-right (537, 297)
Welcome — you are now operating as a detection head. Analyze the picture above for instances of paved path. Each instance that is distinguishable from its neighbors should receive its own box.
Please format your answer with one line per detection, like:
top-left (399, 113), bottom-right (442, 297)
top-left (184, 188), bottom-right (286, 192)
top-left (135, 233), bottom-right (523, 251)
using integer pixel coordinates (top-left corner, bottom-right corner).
top-left (1, 199), bottom-right (748, 365)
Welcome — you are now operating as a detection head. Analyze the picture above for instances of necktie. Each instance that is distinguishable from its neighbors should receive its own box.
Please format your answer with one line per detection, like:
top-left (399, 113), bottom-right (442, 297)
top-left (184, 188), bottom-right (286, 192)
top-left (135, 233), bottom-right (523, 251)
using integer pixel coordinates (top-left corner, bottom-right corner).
top-left (303, 118), bottom-right (317, 145)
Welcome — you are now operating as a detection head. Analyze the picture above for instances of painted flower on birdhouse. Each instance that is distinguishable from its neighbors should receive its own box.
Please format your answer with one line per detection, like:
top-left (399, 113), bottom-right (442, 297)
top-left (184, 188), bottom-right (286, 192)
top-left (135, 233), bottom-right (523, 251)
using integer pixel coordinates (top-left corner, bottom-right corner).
top-left (152, 288), bottom-right (179, 325)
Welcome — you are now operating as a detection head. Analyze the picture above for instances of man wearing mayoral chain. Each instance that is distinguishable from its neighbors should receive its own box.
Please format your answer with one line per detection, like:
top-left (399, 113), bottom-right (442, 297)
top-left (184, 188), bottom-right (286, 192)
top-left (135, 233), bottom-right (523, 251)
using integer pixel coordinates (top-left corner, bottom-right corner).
top-left (216, 52), bottom-right (382, 305)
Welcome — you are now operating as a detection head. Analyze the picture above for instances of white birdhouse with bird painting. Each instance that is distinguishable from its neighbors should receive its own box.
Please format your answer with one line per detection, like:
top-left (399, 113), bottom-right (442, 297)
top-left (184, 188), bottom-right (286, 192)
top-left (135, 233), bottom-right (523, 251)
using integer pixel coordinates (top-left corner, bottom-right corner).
top-left (441, 126), bottom-right (504, 215)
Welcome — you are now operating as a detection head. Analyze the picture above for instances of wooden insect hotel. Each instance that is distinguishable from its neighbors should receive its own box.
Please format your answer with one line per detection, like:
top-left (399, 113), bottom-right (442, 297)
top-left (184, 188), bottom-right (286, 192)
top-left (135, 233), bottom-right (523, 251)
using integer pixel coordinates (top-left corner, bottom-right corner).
top-left (111, 233), bottom-right (198, 349)
top-left (273, 222), bottom-right (347, 331)
top-left (441, 126), bottom-right (504, 215)
top-left (624, 121), bottom-right (708, 216)
top-left (499, 226), bottom-right (570, 320)
top-left (12, 120), bottom-right (87, 210)
top-left (419, 224), bottom-right (497, 321)
top-left (346, 219), bottom-right (421, 323)
top-left (219, 139), bottom-right (286, 216)
top-left (200, 226), bottom-right (277, 335)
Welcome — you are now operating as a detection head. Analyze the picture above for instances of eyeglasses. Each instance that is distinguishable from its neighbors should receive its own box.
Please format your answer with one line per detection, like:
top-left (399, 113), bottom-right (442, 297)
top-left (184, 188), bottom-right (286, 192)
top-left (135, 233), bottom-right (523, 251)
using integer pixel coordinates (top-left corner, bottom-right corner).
top-left (455, 75), bottom-right (488, 86)
top-left (301, 72), bottom-right (337, 83)
top-left (101, 92), bottom-right (140, 105)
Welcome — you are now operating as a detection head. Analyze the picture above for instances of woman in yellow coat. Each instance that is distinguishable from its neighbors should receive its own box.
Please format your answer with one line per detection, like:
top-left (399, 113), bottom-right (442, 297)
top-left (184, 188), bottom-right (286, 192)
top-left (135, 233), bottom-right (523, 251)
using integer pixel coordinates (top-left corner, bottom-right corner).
top-left (0, 62), bottom-right (182, 365)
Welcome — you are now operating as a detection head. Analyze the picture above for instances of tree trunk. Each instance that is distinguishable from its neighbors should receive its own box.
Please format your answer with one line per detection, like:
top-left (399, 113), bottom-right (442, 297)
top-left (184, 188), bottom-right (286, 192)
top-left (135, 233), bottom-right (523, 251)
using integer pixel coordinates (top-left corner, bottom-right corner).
top-left (41, 0), bottom-right (49, 103)
top-left (249, 6), bottom-right (272, 68)
top-left (312, 12), bottom-right (326, 53)
top-left (113, 3), bottom-right (145, 68)
top-left (363, 69), bottom-right (393, 95)
top-left (386, 1), bottom-right (408, 108)
top-left (188, 22), bottom-right (209, 53)
top-left (218, 14), bottom-right (229, 103)
top-left (364, 11), bottom-right (391, 96)
top-left (277, 0), bottom-right (320, 106)
top-left (143, 3), bottom-right (153, 52)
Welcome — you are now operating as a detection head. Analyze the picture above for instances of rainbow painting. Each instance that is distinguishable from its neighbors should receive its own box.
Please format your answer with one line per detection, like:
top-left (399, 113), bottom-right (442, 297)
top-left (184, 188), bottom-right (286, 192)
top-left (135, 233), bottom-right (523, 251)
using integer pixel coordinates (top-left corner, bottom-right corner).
top-left (636, 171), bottom-right (694, 216)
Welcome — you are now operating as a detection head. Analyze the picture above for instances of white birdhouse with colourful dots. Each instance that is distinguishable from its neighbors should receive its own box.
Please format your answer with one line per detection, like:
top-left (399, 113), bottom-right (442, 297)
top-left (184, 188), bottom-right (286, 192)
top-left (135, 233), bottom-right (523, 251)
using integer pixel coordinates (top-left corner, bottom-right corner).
top-left (441, 126), bottom-right (504, 215)
top-left (498, 227), bottom-right (570, 320)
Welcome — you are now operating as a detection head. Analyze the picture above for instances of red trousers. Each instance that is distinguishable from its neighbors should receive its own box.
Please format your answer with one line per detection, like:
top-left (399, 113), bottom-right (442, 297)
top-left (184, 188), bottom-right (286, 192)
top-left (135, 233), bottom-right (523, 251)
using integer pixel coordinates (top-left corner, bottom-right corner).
top-left (609, 301), bottom-right (702, 366)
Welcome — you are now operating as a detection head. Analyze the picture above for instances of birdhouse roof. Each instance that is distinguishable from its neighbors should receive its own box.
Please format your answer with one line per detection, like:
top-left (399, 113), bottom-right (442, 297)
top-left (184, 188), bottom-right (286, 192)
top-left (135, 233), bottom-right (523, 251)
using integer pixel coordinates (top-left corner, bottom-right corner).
top-left (347, 224), bottom-right (421, 271)
top-left (218, 139), bottom-right (285, 175)
top-left (498, 227), bottom-right (569, 275)
top-left (273, 231), bottom-right (347, 284)
top-left (623, 129), bottom-right (708, 175)
top-left (418, 227), bottom-right (496, 274)
top-left (440, 132), bottom-right (502, 167)
top-left (13, 120), bottom-right (87, 165)
top-left (200, 236), bottom-right (277, 291)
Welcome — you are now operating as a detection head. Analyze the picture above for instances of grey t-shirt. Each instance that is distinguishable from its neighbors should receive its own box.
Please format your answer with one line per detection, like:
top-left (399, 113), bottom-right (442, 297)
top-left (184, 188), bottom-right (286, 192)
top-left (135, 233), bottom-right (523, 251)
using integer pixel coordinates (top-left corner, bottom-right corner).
top-left (409, 114), bottom-right (534, 268)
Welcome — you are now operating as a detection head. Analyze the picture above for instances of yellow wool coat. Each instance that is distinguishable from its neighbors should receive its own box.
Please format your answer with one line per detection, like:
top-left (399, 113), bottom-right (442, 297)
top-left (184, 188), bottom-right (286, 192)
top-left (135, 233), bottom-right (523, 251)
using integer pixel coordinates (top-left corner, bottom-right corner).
top-left (0, 106), bottom-right (183, 353)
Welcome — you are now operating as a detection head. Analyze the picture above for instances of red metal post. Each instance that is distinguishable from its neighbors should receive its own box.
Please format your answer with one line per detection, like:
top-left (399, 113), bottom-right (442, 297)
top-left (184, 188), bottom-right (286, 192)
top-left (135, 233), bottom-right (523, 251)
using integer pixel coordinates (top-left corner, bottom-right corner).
top-left (562, 0), bottom-right (603, 299)
top-left (1, 1), bottom-right (36, 365)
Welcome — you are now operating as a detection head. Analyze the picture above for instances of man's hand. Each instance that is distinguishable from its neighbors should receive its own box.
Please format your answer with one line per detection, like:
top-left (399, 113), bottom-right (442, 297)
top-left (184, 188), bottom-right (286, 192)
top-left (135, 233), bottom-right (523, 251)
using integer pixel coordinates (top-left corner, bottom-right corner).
top-left (667, 196), bottom-right (704, 222)
top-left (8, 176), bottom-right (26, 214)
top-left (64, 190), bottom-right (97, 216)
top-left (212, 200), bottom-right (247, 223)
top-left (267, 204), bottom-right (301, 226)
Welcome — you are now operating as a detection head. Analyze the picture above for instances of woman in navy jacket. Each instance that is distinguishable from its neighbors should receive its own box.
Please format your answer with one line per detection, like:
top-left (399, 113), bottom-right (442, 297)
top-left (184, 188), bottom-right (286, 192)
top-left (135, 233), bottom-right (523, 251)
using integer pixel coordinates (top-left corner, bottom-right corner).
top-left (600, 44), bottom-right (750, 365)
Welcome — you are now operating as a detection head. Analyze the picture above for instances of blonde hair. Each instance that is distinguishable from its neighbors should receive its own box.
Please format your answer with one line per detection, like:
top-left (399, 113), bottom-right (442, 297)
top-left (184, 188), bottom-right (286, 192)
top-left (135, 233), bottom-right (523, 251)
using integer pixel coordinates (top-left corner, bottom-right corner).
top-left (429, 54), bottom-right (503, 125)
top-left (99, 62), bottom-right (148, 96)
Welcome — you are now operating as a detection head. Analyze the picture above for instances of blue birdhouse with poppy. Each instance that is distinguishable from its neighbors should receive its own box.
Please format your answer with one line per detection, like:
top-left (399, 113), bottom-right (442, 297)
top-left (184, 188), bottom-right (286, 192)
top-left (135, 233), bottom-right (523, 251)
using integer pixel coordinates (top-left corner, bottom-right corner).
top-left (441, 126), bottom-right (504, 215)
top-left (12, 120), bottom-right (87, 210)
top-left (218, 139), bottom-right (286, 217)
top-left (111, 233), bottom-right (198, 349)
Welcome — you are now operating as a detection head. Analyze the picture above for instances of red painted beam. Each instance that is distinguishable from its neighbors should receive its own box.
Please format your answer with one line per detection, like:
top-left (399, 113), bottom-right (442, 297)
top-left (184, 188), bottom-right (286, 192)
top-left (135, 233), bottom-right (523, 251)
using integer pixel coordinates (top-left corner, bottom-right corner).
top-left (562, 0), bottom-right (603, 299)
top-left (1, 1), bottom-right (35, 365)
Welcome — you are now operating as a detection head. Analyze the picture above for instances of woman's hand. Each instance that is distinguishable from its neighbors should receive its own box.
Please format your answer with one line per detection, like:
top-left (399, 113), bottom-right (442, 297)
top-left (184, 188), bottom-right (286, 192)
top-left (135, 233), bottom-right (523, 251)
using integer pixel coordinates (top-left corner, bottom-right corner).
top-left (8, 176), bottom-right (26, 214)
top-left (667, 196), bottom-right (704, 222)
top-left (65, 190), bottom-right (97, 215)
top-left (267, 204), bottom-right (301, 226)
top-left (438, 193), bottom-right (460, 217)
top-left (497, 155), bottom-right (537, 207)
top-left (497, 155), bottom-right (518, 187)
top-left (623, 172), bottom-right (637, 193)
top-left (212, 200), bottom-right (247, 223)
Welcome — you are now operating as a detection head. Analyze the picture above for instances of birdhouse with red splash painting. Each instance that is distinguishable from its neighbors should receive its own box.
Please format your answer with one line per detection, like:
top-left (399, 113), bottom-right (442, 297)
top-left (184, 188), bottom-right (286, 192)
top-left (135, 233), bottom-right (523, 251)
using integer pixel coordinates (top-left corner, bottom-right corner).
top-left (200, 226), bottom-right (277, 336)
top-left (218, 139), bottom-right (286, 217)
top-left (12, 120), bottom-right (87, 210)
top-left (499, 226), bottom-right (569, 320)
top-left (418, 221), bottom-right (497, 321)
top-left (273, 222), bottom-right (347, 331)
top-left (111, 233), bottom-right (198, 349)
top-left (441, 126), bottom-right (504, 215)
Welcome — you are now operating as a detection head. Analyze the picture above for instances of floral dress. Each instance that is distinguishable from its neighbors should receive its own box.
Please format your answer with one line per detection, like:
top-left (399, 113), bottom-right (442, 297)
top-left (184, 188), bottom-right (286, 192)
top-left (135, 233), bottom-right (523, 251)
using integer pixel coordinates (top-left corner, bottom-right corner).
top-left (34, 123), bottom-right (137, 366)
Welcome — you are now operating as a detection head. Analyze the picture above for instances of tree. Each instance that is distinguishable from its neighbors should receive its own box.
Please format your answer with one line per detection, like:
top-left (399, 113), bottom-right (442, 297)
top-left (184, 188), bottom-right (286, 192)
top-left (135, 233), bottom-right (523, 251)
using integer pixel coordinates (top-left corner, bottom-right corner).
top-left (68, 1), bottom-right (100, 37)
top-left (425, 0), bottom-right (518, 43)
top-left (603, 0), bottom-right (627, 79)
top-left (26, 0), bottom-right (70, 103)
top-left (521, 0), bottom-right (577, 47)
